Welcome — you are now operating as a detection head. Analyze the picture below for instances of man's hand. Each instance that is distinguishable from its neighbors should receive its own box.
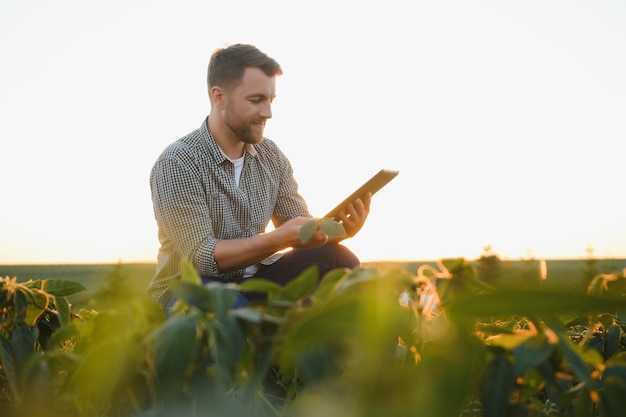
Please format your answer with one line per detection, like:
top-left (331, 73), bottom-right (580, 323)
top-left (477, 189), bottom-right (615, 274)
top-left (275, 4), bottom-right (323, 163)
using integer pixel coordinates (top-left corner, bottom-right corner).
top-left (279, 216), bottom-right (329, 248)
top-left (335, 192), bottom-right (371, 238)
top-left (214, 216), bottom-right (329, 273)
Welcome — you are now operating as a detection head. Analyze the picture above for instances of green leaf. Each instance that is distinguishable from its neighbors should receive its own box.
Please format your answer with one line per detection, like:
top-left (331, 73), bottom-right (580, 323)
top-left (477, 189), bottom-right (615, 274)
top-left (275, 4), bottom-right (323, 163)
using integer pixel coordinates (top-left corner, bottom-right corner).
top-left (283, 266), bottom-right (319, 302)
top-left (574, 386), bottom-right (594, 417)
top-left (76, 308), bottom-right (99, 322)
top-left (482, 351), bottom-right (515, 417)
top-left (556, 332), bottom-right (600, 391)
top-left (18, 353), bottom-right (80, 416)
top-left (24, 288), bottom-right (49, 326)
top-left (230, 307), bottom-right (263, 323)
top-left (54, 296), bottom-right (71, 326)
top-left (148, 316), bottom-right (201, 402)
top-left (299, 219), bottom-right (319, 244)
top-left (294, 345), bottom-right (342, 384)
top-left (26, 287), bottom-right (48, 308)
top-left (0, 333), bottom-right (18, 398)
top-left (320, 218), bottom-right (346, 238)
top-left (180, 258), bottom-right (202, 285)
top-left (600, 390), bottom-right (626, 417)
top-left (598, 366), bottom-right (626, 416)
top-left (312, 268), bottom-right (348, 305)
top-left (285, 297), bottom-right (360, 353)
top-left (206, 282), bottom-right (240, 316)
top-left (13, 289), bottom-right (28, 322)
top-left (239, 278), bottom-right (284, 294)
top-left (20, 279), bottom-right (41, 289)
top-left (170, 281), bottom-right (213, 311)
top-left (10, 325), bottom-right (36, 373)
top-left (605, 325), bottom-right (621, 360)
top-left (603, 365), bottom-right (626, 383)
top-left (575, 342), bottom-right (605, 367)
top-left (209, 308), bottom-right (247, 381)
top-left (68, 336), bottom-right (137, 413)
top-left (45, 321), bottom-right (83, 349)
top-left (512, 336), bottom-right (556, 377)
top-left (41, 279), bottom-right (86, 297)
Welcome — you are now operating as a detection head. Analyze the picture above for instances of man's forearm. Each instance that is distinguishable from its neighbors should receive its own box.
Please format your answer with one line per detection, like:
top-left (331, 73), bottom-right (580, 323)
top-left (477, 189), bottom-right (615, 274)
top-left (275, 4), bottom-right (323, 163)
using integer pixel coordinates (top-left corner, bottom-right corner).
top-left (213, 233), bottom-right (285, 273)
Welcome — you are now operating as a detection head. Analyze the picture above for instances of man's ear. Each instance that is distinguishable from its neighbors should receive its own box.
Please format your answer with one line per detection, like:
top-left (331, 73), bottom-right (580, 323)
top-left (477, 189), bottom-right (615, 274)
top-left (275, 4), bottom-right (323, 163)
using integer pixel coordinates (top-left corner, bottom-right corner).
top-left (209, 86), bottom-right (225, 107)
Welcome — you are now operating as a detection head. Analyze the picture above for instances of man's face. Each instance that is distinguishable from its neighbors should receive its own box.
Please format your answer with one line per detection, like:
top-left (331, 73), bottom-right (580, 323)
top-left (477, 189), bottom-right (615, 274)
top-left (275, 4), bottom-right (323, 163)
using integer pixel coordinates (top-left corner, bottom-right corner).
top-left (222, 67), bottom-right (276, 144)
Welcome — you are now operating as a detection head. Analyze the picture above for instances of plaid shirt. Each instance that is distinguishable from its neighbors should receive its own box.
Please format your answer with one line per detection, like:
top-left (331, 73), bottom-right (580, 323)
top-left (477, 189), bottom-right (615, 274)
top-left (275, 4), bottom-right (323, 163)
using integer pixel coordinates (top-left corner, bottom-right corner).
top-left (147, 119), bottom-right (310, 302)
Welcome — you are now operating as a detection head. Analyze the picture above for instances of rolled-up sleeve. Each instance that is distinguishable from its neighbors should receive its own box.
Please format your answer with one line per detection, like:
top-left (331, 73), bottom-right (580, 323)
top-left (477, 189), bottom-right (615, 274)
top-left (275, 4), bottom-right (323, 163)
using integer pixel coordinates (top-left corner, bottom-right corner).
top-left (151, 149), bottom-right (220, 278)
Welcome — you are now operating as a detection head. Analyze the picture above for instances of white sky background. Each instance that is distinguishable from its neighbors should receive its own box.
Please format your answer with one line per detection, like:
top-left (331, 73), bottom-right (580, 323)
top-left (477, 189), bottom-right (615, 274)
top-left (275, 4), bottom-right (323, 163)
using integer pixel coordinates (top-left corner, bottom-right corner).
top-left (1, 0), bottom-right (625, 264)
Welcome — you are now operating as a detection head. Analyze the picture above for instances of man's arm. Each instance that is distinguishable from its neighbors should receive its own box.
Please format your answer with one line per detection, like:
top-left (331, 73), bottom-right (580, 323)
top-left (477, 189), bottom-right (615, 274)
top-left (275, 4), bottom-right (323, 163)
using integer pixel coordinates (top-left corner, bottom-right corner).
top-left (213, 216), bottom-right (330, 272)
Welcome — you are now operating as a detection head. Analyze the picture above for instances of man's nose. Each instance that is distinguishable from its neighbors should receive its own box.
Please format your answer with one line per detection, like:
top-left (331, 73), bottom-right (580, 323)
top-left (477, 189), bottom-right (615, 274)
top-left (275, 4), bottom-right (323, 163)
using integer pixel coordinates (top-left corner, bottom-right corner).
top-left (260, 102), bottom-right (272, 119)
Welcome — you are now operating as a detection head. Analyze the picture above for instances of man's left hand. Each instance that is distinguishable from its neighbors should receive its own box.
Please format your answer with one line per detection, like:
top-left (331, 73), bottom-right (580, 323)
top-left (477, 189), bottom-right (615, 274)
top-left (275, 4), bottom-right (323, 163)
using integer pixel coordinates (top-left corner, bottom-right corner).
top-left (335, 192), bottom-right (371, 239)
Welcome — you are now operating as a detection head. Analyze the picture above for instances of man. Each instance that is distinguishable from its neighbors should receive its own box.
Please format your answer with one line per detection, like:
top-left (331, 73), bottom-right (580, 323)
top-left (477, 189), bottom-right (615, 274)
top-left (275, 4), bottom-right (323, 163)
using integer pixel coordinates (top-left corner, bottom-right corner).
top-left (148, 44), bottom-right (370, 311)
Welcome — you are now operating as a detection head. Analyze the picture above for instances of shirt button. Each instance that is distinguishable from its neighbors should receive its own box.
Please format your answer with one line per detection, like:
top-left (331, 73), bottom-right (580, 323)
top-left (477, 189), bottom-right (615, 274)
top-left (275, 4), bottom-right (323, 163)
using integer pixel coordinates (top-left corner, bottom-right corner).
top-left (212, 194), bottom-right (219, 200)
top-left (244, 227), bottom-right (250, 233)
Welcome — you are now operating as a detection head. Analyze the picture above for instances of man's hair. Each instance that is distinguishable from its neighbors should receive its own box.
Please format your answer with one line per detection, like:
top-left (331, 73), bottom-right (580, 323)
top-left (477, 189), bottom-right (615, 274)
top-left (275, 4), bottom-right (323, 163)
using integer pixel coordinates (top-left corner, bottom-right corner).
top-left (207, 44), bottom-right (283, 91)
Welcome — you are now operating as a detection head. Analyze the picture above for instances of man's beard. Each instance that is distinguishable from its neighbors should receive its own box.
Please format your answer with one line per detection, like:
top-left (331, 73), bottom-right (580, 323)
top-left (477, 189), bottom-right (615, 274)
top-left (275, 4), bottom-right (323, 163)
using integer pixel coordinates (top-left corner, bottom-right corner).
top-left (224, 105), bottom-right (264, 145)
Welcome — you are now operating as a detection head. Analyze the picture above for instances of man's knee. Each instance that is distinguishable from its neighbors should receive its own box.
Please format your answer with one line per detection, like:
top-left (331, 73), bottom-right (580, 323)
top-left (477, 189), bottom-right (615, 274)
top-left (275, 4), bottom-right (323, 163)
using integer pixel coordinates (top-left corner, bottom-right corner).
top-left (312, 243), bottom-right (360, 270)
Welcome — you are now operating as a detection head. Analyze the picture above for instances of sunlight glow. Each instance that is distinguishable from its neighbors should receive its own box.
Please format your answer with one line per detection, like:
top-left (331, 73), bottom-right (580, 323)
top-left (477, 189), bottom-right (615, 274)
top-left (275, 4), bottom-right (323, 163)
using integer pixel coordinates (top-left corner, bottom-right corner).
top-left (1, 0), bottom-right (625, 264)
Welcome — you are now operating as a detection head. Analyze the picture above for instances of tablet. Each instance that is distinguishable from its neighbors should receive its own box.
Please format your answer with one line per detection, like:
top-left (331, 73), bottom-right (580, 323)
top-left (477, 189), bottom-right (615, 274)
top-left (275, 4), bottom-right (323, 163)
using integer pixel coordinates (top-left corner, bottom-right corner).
top-left (324, 169), bottom-right (399, 220)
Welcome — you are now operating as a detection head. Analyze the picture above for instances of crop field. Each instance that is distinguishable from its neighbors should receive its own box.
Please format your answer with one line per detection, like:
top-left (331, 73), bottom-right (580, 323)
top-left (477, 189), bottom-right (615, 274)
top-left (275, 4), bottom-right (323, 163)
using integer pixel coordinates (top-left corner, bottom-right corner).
top-left (368, 257), bottom-right (626, 288)
top-left (0, 263), bottom-right (156, 308)
top-left (0, 262), bottom-right (155, 293)
top-left (2, 257), bottom-right (626, 416)
top-left (2, 257), bottom-right (625, 298)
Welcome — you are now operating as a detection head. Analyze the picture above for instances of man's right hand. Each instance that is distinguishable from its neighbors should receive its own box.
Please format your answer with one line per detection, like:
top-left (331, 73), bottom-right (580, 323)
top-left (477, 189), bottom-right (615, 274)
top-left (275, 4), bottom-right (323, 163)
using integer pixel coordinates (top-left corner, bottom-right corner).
top-left (278, 216), bottom-right (329, 248)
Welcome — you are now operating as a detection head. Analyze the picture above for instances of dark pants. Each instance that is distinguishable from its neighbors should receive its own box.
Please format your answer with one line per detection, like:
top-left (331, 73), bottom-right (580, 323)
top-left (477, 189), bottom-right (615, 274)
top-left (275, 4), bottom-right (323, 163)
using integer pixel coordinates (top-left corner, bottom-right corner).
top-left (245, 243), bottom-right (360, 303)
top-left (160, 243), bottom-right (359, 312)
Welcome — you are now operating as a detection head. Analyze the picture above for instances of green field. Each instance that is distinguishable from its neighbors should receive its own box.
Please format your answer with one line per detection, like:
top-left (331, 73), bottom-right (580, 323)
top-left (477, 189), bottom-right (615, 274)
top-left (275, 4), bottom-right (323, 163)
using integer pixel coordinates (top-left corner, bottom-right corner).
top-left (2, 257), bottom-right (625, 297)
top-left (368, 258), bottom-right (626, 279)
top-left (0, 263), bottom-right (157, 308)
top-left (0, 262), bottom-right (156, 292)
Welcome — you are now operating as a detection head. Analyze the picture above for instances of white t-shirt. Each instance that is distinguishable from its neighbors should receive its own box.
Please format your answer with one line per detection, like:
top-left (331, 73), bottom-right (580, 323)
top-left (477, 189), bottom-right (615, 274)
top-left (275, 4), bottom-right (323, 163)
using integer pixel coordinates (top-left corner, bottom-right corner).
top-left (231, 155), bottom-right (245, 186)
top-left (230, 155), bottom-right (259, 278)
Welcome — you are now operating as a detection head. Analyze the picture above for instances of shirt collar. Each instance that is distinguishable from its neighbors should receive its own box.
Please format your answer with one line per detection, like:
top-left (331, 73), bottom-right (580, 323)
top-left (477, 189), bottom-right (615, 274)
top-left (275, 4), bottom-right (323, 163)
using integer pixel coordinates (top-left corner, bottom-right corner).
top-left (244, 143), bottom-right (257, 157)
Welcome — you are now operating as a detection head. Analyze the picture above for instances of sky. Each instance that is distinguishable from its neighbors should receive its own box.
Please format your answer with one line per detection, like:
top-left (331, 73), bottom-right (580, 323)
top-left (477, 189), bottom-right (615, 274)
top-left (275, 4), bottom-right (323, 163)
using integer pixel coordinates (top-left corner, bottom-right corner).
top-left (1, 0), bottom-right (625, 265)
